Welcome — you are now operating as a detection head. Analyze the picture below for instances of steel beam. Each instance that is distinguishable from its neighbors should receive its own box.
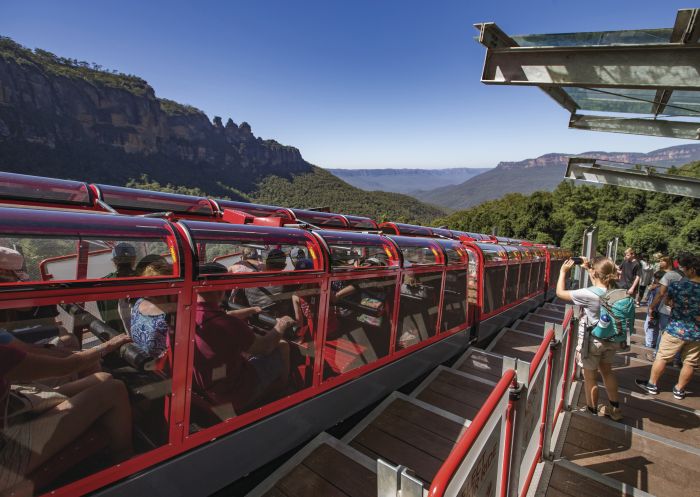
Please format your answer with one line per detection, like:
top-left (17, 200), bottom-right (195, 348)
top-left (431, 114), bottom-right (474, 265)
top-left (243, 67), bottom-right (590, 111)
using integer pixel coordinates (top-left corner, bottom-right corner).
top-left (481, 44), bottom-right (700, 90)
top-left (569, 114), bottom-right (700, 139)
top-left (565, 159), bottom-right (700, 198)
top-left (475, 23), bottom-right (579, 113)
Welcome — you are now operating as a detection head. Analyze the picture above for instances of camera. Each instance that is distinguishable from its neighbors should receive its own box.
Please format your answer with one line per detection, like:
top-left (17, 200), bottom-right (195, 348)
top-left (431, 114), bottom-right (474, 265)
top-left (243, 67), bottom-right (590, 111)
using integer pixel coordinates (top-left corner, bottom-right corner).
top-left (572, 257), bottom-right (584, 265)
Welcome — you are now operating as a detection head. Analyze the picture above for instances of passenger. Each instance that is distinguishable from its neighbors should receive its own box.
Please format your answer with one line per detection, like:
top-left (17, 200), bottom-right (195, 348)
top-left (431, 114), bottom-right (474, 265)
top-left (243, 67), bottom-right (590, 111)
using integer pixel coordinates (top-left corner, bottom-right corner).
top-left (244, 249), bottom-right (291, 312)
top-left (643, 271), bottom-right (666, 349)
top-left (105, 243), bottom-right (137, 279)
top-left (291, 248), bottom-right (307, 268)
top-left (556, 256), bottom-right (629, 421)
top-left (130, 259), bottom-right (174, 359)
top-left (98, 243), bottom-right (138, 333)
top-left (0, 247), bottom-right (76, 349)
top-left (193, 263), bottom-right (294, 417)
top-left (637, 254), bottom-right (654, 306)
top-left (228, 247), bottom-right (262, 274)
top-left (0, 334), bottom-right (132, 496)
top-left (637, 254), bottom-right (700, 400)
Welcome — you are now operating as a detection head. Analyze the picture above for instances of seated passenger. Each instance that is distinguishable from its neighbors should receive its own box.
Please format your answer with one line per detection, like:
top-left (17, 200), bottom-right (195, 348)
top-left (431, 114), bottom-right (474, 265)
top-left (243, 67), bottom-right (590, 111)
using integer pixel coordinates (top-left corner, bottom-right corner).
top-left (244, 249), bottom-right (291, 313)
top-left (193, 263), bottom-right (294, 418)
top-left (291, 248), bottom-right (307, 268)
top-left (0, 247), bottom-right (77, 349)
top-left (0, 334), bottom-right (132, 496)
top-left (98, 243), bottom-right (137, 333)
top-left (130, 258), bottom-right (174, 360)
top-left (228, 247), bottom-right (263, 274)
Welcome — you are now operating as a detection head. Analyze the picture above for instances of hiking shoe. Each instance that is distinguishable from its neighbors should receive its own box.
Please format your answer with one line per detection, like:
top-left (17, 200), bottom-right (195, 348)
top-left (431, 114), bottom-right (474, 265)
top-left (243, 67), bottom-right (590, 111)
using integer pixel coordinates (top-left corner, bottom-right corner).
top-left (636, 379), bottom-right (659, 395)
top-left (672, 386), bottom-right (686, 400)
top-left (598, 404), bottom-right (623, 421)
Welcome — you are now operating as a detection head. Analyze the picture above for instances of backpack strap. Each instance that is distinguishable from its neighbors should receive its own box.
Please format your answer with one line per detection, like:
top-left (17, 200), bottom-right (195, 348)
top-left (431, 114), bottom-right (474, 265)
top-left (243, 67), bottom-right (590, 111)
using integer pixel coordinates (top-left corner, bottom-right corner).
top-left (599, 289), bottom-right (630, 339)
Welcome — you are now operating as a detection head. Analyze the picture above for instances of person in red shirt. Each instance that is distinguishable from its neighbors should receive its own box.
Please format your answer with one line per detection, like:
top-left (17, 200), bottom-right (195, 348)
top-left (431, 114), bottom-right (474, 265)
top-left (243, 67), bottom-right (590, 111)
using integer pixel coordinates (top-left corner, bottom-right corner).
top-left (193, 263), bottom-right (294, 419)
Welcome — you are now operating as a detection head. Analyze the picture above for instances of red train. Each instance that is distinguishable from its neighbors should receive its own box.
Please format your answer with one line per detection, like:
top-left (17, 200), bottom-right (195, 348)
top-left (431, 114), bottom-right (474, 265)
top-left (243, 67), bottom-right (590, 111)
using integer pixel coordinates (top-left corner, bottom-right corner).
top-left (0, 171), bottom-right (569, 497)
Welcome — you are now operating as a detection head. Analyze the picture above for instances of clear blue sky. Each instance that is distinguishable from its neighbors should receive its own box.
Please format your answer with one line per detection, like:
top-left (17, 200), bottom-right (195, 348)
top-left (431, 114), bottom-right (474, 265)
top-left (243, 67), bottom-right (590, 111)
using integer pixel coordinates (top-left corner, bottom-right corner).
top-left (2, 0), bottom-right (696, 169)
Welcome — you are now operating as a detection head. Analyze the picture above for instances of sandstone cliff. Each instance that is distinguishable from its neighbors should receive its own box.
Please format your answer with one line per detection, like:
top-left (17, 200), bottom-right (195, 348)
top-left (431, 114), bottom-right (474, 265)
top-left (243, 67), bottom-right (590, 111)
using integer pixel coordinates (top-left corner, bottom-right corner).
top-left (0, 37), bottom-right (310, 198)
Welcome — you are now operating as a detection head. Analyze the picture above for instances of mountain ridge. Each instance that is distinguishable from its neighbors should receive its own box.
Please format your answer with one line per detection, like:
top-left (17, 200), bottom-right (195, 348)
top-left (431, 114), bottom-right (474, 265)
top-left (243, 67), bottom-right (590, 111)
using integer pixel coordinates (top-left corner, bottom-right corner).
top-left (413, 143), bottom-right (700, 210)
top-left (326, 167), bottom-right (491, 194)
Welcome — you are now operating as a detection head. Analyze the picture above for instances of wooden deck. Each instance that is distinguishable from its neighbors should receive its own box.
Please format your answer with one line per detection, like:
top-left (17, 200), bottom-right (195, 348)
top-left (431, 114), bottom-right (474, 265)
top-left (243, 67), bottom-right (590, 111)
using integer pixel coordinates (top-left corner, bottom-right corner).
top-left (248, 299), bottom-right (700, 497)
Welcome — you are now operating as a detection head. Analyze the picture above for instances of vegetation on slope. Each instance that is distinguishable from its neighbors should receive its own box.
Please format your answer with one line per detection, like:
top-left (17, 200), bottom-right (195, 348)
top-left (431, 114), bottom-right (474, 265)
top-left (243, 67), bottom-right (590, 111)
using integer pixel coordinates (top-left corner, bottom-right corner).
top-left (252, 167), bottom-right (445, 224)
top-left (437, 162), bottom-right (700, 256)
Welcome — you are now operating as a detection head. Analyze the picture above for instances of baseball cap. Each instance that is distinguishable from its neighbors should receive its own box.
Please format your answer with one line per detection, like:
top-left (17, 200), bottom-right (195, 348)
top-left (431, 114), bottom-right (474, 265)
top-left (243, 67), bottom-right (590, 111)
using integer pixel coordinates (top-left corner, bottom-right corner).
top-left (112, 242), bottom-right (136, 260)
top-left (0, 247), bottom-right (30, 281)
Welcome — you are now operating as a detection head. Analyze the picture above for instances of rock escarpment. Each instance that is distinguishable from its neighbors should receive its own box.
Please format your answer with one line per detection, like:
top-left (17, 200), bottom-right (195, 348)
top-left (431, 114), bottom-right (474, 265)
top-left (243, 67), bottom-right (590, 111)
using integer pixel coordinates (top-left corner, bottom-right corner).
top-left (0, 37), bottom-right (310, 197)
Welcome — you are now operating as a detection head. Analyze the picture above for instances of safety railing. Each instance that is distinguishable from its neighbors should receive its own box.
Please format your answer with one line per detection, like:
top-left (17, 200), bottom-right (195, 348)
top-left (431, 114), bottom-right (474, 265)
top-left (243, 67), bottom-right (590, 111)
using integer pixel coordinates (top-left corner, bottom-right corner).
top-left (428, 368), bottom-right (516, 497)
top-left (420, 304), bottom-right (578, 497)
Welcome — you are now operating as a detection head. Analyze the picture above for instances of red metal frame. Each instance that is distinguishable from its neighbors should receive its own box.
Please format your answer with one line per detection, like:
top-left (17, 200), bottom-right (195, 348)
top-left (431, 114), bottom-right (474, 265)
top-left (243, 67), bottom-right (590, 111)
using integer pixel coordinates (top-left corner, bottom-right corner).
top-left (428, 369), bottom-right (516, 497)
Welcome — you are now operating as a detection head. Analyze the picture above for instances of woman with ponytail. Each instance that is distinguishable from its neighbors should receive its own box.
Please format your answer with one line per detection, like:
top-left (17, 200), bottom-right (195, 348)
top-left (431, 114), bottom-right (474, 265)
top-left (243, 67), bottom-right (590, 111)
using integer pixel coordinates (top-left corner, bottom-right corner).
top-left (556, 256), bottom-right (625, 421)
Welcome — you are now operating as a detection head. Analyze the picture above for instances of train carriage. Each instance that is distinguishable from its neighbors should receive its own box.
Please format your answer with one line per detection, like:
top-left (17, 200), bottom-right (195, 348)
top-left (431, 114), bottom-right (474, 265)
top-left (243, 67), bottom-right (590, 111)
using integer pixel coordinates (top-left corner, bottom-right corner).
top-left (0, 171), bottom-right (567, 497)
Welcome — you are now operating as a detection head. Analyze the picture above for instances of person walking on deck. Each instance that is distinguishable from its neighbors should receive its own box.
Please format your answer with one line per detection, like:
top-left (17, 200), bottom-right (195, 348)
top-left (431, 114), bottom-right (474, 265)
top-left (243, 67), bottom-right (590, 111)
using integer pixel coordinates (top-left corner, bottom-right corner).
top-left (637, 255), bottom-right (700, 400)
top-left (557, 256), bottom-right (633, 421)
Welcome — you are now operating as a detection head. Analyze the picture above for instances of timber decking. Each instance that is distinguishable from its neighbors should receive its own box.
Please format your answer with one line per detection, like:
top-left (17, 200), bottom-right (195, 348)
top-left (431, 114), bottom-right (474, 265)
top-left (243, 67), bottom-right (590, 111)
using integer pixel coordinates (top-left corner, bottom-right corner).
top-left (489, 329), bottom-right (541, 362)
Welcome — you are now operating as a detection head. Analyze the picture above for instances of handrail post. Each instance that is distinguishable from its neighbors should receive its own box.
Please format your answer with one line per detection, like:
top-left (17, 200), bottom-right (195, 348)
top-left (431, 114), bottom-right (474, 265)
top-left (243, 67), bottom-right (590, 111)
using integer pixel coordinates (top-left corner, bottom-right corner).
top-left (563, 305), bottom-right (580, 409)
top-left (543, 323), bottom-right (564, 460)
top-left (506, 359), bottom-right (529, 497)
top-left (377, 459), bottom-right (403, 497)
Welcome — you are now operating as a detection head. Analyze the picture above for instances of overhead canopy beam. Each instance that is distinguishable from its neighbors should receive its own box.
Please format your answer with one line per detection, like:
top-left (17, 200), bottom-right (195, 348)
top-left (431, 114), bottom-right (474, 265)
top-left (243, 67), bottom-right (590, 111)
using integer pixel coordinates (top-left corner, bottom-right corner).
top-left (566, 158), bottom-right (700, 198)
top-left (569, 114), bottom-right (700, 139)
top-left (482, 44), bottom-right (700, 90)
top-left (475, 23), bottom-right (579, 113)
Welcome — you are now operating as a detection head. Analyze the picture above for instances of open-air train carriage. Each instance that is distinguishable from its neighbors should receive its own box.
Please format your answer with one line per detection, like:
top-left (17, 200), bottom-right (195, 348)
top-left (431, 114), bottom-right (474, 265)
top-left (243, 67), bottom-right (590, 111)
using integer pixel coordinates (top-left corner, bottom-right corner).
top-left (0, 171), bottom-right (565, 497)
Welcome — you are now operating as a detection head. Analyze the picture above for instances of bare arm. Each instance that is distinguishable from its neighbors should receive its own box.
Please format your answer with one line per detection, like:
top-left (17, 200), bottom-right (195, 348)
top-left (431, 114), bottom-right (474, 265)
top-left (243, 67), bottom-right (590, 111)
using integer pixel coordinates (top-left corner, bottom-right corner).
top-left (6, 334), bottom-right (129, 382)
top-left (650, 284), bottom-right (668, 312)
top-left (247, 316), bottom-right (294, 356)
top-left (227, 306), bottom-right (262, 320)
top-left (556, 259), bottom-right (575, 302)
top-left (628, 275), bottom-right (641, 295)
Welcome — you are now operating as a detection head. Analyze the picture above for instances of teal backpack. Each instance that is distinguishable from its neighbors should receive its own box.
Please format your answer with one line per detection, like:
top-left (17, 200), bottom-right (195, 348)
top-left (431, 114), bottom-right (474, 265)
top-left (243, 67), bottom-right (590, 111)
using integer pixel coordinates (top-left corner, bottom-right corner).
top-left (587, 287), bottom-right (635, 342)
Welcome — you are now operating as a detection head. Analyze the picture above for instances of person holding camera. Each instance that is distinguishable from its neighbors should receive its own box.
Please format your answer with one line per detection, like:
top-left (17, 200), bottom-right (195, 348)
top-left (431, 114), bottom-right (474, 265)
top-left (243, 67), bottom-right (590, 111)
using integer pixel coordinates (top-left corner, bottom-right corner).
top-left (556, 256), bottom-right (629, 421)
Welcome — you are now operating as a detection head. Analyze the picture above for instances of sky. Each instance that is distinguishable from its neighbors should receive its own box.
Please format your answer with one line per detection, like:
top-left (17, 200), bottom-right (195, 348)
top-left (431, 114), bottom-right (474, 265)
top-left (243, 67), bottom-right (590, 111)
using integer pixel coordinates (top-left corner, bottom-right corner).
top-left (2, 0), bottom-right (697, 169)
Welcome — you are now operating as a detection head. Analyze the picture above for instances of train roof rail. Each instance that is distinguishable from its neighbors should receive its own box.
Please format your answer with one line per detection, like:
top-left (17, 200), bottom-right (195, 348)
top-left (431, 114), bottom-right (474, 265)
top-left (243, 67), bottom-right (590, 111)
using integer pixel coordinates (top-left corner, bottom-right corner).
top-left (94, 184), bottom-right (217, 217)
top-left (0, 171), bottom-right (94, 207)
top-left (379, 222), bottom-right (433, 237)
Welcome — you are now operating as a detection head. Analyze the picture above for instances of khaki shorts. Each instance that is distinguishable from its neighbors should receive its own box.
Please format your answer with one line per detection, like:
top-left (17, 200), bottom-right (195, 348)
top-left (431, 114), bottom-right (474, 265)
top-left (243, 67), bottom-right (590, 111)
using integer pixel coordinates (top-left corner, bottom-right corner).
top-left (657, 332), bottom-right (700, 368)
top-left (580, 339), bottom-right (623, 370)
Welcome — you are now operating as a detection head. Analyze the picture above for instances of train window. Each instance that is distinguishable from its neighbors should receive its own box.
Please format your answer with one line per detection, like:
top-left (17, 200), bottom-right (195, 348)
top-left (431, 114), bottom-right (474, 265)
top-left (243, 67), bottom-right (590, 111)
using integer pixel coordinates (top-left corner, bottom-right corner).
top-left (475, 243), bottom-right (506, 263)
top-left (203, 243), bottom-right (319, 274)
top-left (189, 281), bottom-right (321, 431)
top-left (183, 222), bottom-right (323, 275)
top-left (518, 258), bottom-right (533, 299)
top-left (0, 293), bottom-right (177, 496)
top-left (441, 269), bottom-right (468, 332)
top-left (505, 264), bottom-right (520, 303)
top-left (0, 238), bottom-right (177, 285)
top-left (483, 266), bottom-right (506, 314)
top-left (323, 275), bottom-right (397, 379)
top-left (388, 236), bottom-right (443, 268)
top-left (316, 231), bottom-right (399, 271)
top-left (464, 246), bottom-right (479, 307)
top-left (396, 271), bottom-right (443, 349)
top-left (436, 240), bottom-right (467, 266)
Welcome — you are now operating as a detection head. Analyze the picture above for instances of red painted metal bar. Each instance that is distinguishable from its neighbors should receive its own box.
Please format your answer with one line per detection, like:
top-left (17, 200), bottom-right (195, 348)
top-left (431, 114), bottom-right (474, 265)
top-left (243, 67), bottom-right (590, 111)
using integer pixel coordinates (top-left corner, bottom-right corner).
top-left (428, 369), bottom-right (516, 497)
top-left (528, 328), bottom-right (555, 383)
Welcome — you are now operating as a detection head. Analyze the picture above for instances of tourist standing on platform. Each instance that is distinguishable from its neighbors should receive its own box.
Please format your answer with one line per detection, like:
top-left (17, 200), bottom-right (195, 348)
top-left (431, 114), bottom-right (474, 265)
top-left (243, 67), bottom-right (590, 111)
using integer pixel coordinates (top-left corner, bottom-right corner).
top-left (619, 248), bottom-right (641, 305)
top-left (557, 256), bottom-right (633, 421)
top-left (637, 255), bottom-right (654, 305)
top-left (637, 255), bottom-right (700, 400)
top-left (643, 271), bottom-right (666, 349)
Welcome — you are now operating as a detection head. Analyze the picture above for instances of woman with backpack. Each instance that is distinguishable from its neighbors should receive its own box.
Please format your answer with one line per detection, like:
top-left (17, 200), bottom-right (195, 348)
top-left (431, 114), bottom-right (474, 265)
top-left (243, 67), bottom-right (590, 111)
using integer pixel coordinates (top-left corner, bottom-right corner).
top-left (556, 256), bottom-right (635, 421)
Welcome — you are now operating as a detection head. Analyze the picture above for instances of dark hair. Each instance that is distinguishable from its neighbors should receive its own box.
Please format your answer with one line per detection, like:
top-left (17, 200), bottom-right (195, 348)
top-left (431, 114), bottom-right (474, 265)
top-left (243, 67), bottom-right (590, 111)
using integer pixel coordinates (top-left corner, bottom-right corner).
top-left (677, 252), bottom-right (696, 269)
top-left (265, 249), bottom-right (287, 270)
top-left (682, 254), bottom-right (700, 274)
top-left (653, 270), bottom-right (666, 280)
top-left (135, 254), bottom-right (168, 275)
top-left (199, 262), bottom-right (228, 275)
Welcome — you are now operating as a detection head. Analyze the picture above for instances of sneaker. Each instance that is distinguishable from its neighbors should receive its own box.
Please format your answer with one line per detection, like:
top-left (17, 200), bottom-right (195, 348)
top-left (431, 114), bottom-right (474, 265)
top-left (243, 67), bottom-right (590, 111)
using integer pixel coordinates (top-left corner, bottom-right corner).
top-left (598, 404), bottom-right (623, 421)
top-left (636, 379), bottom-right (659, 395)
top-left (672, 386), bottom-right (686, 400)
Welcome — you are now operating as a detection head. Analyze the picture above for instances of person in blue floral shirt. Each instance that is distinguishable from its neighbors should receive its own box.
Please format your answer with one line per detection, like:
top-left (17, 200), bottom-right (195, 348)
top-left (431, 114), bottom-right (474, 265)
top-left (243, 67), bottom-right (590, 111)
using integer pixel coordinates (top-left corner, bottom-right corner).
top-left (637, 254), bottom-right (700, 400)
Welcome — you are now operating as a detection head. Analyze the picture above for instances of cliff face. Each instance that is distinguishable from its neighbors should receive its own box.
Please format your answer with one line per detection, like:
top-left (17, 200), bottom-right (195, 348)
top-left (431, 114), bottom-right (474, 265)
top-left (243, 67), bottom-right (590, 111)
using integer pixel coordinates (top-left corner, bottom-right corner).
top-left (0, 38), bottom-right (310, 197)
